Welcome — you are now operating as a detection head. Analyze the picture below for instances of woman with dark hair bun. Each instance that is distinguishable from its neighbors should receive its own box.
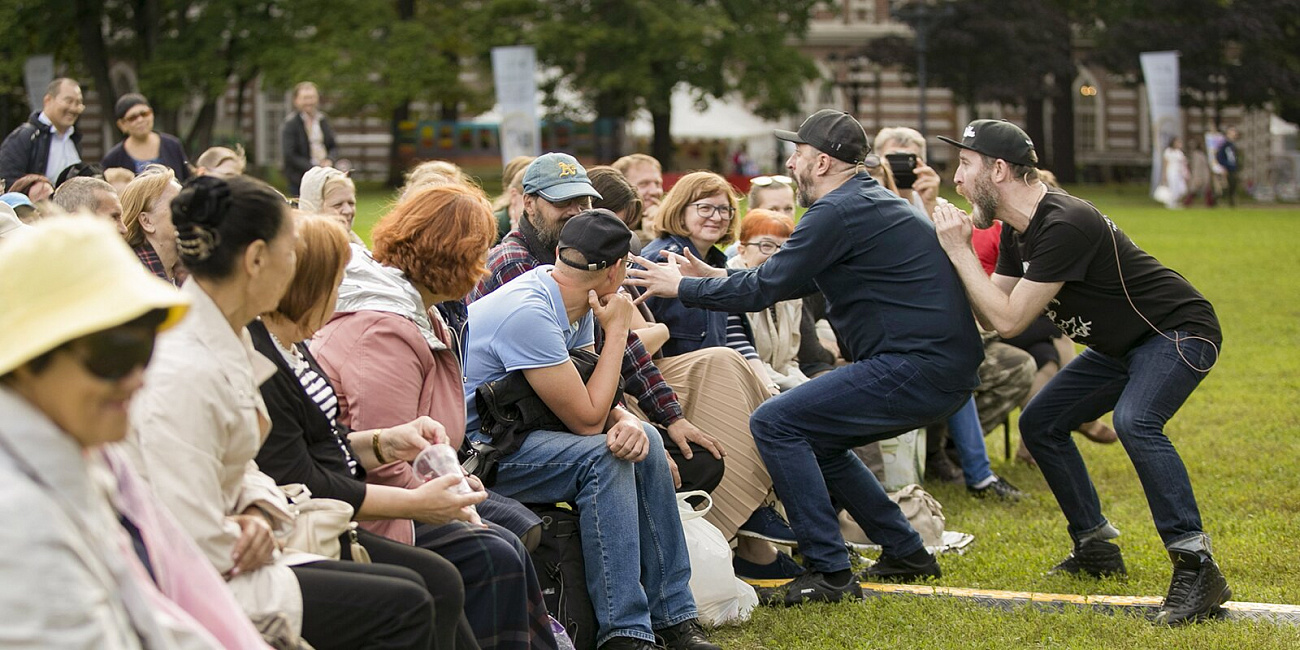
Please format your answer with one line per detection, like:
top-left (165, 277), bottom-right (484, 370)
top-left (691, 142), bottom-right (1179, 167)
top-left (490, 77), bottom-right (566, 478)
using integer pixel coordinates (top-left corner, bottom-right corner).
top-left (101, 93), bottom-right (191, 181)
top-left (127, 174), bottom-right (449, 650)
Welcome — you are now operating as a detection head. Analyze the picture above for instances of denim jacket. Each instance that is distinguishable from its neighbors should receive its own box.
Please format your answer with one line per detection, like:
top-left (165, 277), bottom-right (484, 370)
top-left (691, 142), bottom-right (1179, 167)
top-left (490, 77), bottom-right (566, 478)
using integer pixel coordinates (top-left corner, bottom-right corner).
top-left (640, 234), bottom-right (733, 358)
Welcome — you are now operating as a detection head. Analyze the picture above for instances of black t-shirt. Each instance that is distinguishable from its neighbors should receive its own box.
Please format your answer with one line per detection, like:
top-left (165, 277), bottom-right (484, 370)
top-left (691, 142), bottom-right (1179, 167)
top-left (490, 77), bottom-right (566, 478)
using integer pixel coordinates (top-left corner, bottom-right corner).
top-left (995, 191), bottom-right (1220, 358)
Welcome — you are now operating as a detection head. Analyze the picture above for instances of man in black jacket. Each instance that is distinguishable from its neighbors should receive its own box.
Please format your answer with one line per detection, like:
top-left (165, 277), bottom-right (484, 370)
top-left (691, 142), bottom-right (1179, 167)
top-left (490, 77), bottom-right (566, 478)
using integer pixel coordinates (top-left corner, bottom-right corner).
top-left (280, 81), bottom-right (338, 196)
top-left (0, 78), bottom-right (84, 190)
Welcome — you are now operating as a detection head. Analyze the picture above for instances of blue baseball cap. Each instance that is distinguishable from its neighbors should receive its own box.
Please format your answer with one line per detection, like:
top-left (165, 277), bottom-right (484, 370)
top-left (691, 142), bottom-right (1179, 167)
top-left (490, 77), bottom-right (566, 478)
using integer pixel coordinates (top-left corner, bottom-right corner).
top-left (522, 153), bottom-right (602, 203)
top-left (0, 192), bottom-right (35, 210)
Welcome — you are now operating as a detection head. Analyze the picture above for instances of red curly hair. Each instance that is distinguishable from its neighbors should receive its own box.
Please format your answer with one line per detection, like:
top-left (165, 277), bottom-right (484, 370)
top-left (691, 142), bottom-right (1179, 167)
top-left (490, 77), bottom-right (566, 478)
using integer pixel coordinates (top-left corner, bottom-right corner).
top-left (372, 184), bottom-right (495, 299)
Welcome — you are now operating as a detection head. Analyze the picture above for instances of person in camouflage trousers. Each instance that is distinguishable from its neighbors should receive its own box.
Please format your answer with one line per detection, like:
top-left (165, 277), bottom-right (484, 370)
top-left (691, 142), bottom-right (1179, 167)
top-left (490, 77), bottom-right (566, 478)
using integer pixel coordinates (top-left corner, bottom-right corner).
top-left (974, 333), bottom-right (1036, 434)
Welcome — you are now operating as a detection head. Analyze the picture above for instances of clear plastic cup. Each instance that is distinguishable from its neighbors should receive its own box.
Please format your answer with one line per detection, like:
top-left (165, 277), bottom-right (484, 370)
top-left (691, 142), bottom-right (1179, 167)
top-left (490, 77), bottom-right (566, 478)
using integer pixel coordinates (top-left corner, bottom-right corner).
top-left (412, 444), bottom-right (474, 494)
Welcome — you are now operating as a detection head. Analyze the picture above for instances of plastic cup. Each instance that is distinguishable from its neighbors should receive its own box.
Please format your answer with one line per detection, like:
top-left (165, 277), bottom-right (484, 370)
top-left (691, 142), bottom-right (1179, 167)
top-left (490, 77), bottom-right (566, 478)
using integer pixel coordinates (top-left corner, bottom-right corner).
top-left (413, 444), bottom-right (474, 495)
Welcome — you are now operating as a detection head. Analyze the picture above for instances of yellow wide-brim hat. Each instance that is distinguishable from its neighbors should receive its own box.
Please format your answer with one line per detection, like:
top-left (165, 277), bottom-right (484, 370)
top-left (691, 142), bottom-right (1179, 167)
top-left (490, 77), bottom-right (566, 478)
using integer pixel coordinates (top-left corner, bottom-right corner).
top-left (0, 216), bottom-right (190, 376)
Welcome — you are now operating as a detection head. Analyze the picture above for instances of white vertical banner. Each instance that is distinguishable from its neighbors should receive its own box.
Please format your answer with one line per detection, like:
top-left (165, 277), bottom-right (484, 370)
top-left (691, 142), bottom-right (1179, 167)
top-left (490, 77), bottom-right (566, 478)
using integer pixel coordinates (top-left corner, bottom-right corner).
top-left (23, 55), bottom-right (55, 112)
top-left (491, 46), bottom-right (540, 165)
top-left (1140, 51), bottom-right (1181, 196)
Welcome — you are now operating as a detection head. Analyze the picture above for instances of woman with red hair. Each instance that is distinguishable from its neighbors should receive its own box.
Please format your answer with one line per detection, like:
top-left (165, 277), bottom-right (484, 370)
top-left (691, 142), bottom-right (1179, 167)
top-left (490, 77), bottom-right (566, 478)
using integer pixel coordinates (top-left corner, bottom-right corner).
top-left (311, 184), bottom-right (557, 650)
top-left (726, 209), bottom-right (809, 391)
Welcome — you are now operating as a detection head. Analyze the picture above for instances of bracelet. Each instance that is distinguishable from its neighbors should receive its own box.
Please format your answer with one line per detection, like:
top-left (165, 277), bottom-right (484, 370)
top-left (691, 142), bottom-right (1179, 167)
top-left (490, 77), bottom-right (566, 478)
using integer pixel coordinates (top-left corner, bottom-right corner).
top-left (372, 430), bottom-right (389, 465)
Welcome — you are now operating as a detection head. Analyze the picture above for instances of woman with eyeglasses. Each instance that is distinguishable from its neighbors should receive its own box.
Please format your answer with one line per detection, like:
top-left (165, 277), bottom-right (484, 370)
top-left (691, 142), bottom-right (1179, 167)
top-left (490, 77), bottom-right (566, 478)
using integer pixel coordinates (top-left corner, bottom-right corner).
top-left (639, 171), bottom-right (804, 581)
top-left (0, 217), bottom-right (271, 648)
top-left (102, 94), bottom-right (191, 182)
top-left (126, 175), bottom-right (444, 650)
top-left (725, 209), bottom-right (808, 391)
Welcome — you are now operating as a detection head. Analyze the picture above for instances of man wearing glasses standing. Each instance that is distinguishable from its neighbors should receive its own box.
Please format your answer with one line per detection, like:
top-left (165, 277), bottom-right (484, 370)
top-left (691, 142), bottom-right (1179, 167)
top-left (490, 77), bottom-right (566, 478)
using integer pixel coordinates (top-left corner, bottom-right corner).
top-left (628, 110), bottom-right (984, 604)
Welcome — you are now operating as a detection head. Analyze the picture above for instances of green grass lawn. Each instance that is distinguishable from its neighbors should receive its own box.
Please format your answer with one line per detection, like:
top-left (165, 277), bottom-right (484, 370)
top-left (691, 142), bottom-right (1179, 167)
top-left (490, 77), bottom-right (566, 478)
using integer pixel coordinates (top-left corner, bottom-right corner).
top-left (357, 186), bottom-right (1300, 648)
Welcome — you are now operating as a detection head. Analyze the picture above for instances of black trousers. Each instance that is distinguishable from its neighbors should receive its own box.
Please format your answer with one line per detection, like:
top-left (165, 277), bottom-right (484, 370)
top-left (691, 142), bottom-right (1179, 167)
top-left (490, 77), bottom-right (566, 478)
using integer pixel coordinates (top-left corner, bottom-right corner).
top-left (291, 560), bottom-right (434, 650)
top-left (349, 528), bottom-right (480, 650)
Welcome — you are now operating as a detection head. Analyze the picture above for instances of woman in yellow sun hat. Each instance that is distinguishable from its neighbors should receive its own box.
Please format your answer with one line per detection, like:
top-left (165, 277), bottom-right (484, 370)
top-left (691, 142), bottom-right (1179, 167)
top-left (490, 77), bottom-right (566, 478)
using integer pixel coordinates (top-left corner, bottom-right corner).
top-left (0, 216), bottom-right (272, 648)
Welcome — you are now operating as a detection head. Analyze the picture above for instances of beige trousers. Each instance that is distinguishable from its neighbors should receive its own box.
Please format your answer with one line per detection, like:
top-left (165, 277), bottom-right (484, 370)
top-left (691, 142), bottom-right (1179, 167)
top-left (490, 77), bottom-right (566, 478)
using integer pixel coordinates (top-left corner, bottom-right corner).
top-left (629, 347), bottom-right (774, 539)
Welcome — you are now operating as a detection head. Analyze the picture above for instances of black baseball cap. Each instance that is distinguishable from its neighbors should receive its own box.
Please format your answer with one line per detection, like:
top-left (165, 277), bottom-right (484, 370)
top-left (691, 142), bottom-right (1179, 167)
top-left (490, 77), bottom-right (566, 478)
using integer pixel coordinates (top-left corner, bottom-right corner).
top-left (557, 209), bottom-right (635, 271)
top-left (938, 119), bottom-right (1039, 167)
top-left (775, 109), bottom-right (869, 164)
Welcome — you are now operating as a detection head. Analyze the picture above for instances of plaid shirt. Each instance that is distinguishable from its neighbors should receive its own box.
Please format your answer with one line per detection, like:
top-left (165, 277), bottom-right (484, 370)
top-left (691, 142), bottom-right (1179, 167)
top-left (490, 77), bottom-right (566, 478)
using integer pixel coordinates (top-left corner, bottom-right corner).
top-left (469, 232), bottom-right (685, 426)
top-left (134, 242), bottom-right (182, 287)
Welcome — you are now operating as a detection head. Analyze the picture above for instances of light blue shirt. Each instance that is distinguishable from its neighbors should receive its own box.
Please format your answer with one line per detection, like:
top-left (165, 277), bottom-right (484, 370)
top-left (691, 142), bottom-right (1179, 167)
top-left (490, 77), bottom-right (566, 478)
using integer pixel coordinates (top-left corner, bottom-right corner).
top-left (463, 265), bottom-right (594, 439)
top-left (38, 112), bottom-right (80, 181)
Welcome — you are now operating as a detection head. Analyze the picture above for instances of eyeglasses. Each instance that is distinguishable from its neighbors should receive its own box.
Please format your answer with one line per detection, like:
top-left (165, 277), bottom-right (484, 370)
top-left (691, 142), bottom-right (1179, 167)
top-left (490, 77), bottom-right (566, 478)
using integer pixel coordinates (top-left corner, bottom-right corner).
top-left (862, 154), bottom-right (882, 169)
top-left (750, 175), bottom-right (793, 188)
top-left (66, 327), bottom-right (159, 381)
top-left (690, 202), bottom-right (735, 221)
top-left (741, 240), bottom-right (783, 255)
top-left (544, 196), bottom-right (592, 211)
top-left (123, 108), bottom-right (153, 123)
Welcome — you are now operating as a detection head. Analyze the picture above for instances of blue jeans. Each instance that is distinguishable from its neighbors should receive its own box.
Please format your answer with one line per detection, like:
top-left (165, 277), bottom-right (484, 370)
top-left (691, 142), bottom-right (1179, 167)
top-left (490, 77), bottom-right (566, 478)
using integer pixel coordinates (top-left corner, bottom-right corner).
top-left (750, 354), bottom-right (969, 573)
top-left (1020, 332), bottom-right (1218, 547)
top-left (947, 396), bottom-right (994, 486)
top-left (488, 423), bottom-right (696, 646)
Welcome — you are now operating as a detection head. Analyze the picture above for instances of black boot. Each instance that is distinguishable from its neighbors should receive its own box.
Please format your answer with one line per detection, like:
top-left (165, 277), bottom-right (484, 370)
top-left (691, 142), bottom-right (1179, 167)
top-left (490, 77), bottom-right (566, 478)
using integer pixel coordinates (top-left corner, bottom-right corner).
top-left (1155, 549), bottom-right (1231, 625)
top-left (1048, 538), bottom-right (1127, 578)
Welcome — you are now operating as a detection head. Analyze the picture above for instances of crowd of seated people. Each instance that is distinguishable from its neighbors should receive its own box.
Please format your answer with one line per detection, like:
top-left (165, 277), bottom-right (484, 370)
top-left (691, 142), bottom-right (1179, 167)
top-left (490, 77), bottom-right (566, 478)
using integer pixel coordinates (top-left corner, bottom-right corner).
top-left (0, 84), bottom-right (1098, 647)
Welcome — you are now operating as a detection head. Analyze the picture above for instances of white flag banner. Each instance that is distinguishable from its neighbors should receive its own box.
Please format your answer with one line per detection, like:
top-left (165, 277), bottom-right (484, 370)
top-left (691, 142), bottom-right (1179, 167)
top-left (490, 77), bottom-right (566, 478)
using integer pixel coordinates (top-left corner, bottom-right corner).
top-left (1140, 51), bottom-right (1182, 196)
top-left (23, 55), bottom-right (54, 112)
top-left (491, 46), bottom-right (540, 165)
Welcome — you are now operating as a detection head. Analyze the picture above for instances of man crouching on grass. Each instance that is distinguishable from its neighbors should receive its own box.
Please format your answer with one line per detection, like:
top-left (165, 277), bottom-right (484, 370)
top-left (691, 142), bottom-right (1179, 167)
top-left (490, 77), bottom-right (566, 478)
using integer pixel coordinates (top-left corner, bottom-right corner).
top-left (932, 119), bottom-right (1229, 625)
top-left (464, 209), bottom-right (719, 650)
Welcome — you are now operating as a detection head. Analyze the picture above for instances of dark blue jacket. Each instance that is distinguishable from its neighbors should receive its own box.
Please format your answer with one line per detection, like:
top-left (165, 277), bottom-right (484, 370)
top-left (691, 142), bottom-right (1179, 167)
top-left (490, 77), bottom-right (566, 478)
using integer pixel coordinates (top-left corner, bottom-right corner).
top-left (1215, 140), bottom-right (1238, 172)
top-left (641, 234), bottom-right (732, 358)
top-left (0, 112), bottom-right (82, 190)
top-left (678, 172), bottom-right (982, 392)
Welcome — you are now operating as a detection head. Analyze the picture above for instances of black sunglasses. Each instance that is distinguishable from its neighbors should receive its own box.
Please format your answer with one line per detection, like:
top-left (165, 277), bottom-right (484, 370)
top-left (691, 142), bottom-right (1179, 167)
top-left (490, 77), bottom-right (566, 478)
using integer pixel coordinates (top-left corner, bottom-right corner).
top-left (64, 310), bottom-right (167, 381)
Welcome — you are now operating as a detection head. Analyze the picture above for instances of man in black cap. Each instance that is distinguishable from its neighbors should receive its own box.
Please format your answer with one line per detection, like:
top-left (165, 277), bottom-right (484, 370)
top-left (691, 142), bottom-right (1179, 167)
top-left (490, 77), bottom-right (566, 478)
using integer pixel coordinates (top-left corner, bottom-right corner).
top-left (464, 209), bottom-right (719, 650)
top-left (628, 109), bottom-right (984, 603)
top-left (933, 119), bottom-right (1229, 625)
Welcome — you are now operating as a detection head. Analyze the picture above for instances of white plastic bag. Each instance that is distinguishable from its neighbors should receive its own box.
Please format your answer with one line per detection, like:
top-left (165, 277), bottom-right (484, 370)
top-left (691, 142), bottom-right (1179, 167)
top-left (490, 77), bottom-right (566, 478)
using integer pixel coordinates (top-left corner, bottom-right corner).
top-left (677, 491), bottom-right (759, 626)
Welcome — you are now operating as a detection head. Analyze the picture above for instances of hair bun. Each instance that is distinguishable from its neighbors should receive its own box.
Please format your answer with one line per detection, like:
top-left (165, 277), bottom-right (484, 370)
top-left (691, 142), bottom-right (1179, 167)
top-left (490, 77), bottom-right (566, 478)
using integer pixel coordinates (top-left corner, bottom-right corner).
top-left (174, 176), bottom-right (230, 262)
top-left (173, 176), bottom-right (231, 230)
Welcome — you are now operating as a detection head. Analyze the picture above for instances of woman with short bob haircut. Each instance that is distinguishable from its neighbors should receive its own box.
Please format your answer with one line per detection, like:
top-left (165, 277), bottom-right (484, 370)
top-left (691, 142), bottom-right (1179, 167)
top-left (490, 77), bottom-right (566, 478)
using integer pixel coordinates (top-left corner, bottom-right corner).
top-left (313, 184), bottom-right (559, 649)
top-left (126, 175), bottom-right (445, 650)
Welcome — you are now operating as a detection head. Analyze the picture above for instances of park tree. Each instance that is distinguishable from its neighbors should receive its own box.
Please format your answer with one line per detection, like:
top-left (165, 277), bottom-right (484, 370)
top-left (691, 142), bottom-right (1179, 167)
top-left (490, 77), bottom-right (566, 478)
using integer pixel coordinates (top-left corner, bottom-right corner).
top-left (1089, 0), bottom-right (1300, 128)
top-left (499, 0), bottom-right (820, 167)
top-left (867, 0), bottom-right (1078, 181)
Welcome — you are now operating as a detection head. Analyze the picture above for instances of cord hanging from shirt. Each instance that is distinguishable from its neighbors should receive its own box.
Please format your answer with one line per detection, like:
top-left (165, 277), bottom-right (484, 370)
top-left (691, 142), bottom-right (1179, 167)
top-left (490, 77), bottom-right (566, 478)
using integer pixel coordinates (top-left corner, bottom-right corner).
top-left (1106, 216), bottom-right (1219, 373)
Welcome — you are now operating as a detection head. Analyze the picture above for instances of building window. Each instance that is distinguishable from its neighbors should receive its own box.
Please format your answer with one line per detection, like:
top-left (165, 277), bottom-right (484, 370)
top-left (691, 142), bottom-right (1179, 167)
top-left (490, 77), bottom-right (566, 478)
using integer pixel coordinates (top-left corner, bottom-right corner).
top-left (1073, 70), bottom-right (1103, 154)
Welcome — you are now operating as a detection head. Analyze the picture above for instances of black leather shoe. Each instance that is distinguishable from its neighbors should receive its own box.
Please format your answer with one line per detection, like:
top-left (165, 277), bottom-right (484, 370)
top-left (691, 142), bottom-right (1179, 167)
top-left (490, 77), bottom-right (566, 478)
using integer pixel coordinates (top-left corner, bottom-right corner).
top-left (657, 619), bottom-right (720, 650)
top-left (599, 636), bottom-right (660, 650)
top-left (925, 452), bottom-right (964, 484)
top-left (1048, 538), bottom-right (1127, 578)
top-left (863, 549), bottom-right (941, 582)
top-left (1155, 550), bottom-right (1231, 625)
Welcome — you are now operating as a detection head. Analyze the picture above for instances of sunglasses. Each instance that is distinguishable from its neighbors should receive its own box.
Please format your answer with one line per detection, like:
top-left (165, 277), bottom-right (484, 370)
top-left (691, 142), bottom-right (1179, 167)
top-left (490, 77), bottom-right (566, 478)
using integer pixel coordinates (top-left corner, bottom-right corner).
top-left (750, 175), bottom-right (793, 188)
top-left (62, 311), bottom-right (167, 381)
top-left (862, 154), bottom-right (882, 169)
top-left (122, 108), bottom-right (153, 123)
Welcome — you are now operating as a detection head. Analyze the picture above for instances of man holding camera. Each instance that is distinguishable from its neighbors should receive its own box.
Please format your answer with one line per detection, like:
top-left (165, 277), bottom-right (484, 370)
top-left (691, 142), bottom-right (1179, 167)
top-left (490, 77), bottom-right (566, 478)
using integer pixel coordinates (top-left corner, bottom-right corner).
top-left (875, 126), bottom-right (1036, 486)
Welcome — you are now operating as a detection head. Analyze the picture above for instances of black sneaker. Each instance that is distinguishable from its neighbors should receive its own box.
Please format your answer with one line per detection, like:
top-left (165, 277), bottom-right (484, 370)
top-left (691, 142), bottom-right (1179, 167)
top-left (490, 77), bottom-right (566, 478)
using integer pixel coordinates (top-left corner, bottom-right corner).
top-left (1048, 539), bottom-right (1127, 578)
top-left (599, 636), bottom-right (660, 650)
top-left (657, 619), bottom-right (720, 650)
top-left (863, 549), bottom-right (942, 582)
top-left (780, 570), bottom-right (864, 606)
top-left (967, 475), bottom-right (1024, 501)
top-left (1155, 550), bottom-right (1232, 625)
top-left (925, 452), bottom-right (964, 484)
top-left (734, 550), bottom-right (805, 580)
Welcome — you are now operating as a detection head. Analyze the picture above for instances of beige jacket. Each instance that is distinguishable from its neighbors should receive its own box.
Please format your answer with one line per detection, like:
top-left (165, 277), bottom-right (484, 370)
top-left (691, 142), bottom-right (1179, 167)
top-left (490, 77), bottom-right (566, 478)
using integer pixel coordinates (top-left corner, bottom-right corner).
top-left (726, 256), bottom-right (809, 390)
top-left (127, 280), bottom-right (304, 633)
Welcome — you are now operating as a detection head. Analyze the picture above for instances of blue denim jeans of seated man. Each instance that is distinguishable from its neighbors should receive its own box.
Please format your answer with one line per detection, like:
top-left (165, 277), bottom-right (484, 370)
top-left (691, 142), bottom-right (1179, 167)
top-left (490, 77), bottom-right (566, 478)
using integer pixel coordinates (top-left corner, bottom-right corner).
top-left (1019, 332), bottom-right (1218, 548)
top-left (488, 421), bottom-right (696, 647)
top-left (947, 395), bottom-right (994, 487)
top-left (750, 354), bottom-right (970, 573)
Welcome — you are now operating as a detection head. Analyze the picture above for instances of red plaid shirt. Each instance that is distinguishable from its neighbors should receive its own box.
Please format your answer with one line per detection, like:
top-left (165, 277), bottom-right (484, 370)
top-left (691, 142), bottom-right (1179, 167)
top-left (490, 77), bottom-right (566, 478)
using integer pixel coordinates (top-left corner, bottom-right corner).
top-left (134, 242), bottom-right (183, 287)
top-left (470, 232), bottom-right (685, 426)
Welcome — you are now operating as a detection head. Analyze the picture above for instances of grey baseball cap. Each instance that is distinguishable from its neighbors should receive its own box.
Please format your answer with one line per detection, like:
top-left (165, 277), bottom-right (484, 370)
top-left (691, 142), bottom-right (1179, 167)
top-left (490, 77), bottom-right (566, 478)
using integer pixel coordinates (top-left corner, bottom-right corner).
top-left (522, 152), bottom-right (603, 203)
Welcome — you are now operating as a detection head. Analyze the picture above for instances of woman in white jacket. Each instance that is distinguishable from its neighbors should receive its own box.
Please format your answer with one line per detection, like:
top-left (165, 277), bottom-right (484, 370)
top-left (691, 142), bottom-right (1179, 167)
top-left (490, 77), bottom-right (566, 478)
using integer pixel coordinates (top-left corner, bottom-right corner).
top-left (126, 175), bottom-right (462, 650)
